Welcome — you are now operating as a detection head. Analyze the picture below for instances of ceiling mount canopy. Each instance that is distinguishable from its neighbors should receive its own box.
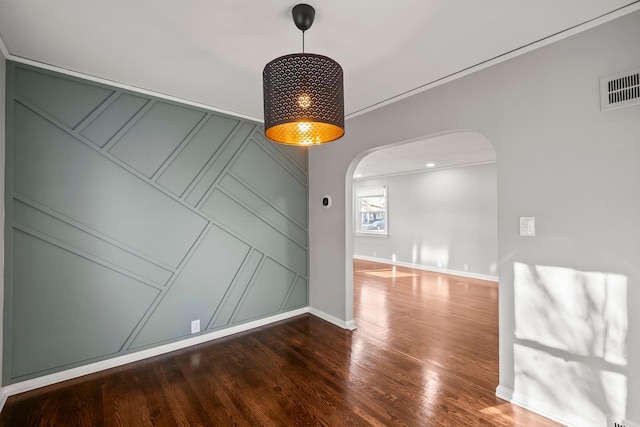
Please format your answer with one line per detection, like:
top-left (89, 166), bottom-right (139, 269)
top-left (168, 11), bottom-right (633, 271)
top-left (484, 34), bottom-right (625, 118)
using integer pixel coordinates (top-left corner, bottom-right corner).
top-left (292, 3), bottom-right (315, 32)
top-left (262, 3), bottom-right (345, 146)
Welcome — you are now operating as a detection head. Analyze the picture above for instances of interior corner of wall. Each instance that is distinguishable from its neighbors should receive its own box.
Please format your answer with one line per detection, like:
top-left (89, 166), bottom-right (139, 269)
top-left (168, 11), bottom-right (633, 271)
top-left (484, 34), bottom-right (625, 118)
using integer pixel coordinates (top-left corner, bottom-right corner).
top-left (495, 384), bottom-right (513, 401)
top-left (0, 386), bottom-right (8, 413)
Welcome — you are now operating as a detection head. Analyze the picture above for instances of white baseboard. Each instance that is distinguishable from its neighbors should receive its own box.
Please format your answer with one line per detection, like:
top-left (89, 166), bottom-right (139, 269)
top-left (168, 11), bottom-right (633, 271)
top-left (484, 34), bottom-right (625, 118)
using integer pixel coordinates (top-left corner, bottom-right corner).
top-left (0, 388), bottom-right (8, 414)
top-left (353, 255), bottom-right (499, 282)
top-left (2, 308), bottom-right (309, 402)
top-left (309, 307), bottom-right (357, 330)
top-left (496, 384), bottom-right (600, 427)
top-left (495, 384), bottom-right (513, 401)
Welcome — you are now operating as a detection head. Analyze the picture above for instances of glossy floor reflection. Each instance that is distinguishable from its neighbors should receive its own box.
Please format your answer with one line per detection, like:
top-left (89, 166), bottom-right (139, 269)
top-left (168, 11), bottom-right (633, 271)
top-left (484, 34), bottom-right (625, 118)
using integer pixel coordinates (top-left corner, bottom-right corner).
top-left (352, 259), bottom-right (561, 426)
top-left (0, 260), bottom-right (561, 426)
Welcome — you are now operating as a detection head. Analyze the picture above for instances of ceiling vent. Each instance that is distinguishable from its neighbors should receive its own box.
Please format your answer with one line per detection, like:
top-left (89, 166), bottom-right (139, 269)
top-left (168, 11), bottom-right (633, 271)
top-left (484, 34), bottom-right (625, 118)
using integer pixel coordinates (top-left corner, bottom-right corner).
top-left (600, 68), bottom-right (640, 111)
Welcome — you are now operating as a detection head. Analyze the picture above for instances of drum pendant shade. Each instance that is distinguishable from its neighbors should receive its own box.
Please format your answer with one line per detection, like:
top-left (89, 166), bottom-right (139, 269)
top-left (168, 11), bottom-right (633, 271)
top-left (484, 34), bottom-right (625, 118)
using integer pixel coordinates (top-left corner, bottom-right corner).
top-left (262, 4), bottom-right (345, 145)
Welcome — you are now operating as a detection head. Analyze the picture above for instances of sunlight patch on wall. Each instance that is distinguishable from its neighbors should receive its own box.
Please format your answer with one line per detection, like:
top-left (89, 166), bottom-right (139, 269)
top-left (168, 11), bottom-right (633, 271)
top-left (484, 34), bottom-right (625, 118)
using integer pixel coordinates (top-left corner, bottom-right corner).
top-left (412, 243), bottom-right (418, 265)
top-left (513, 262), bottom-right (629, 423)
top-left (514, 263), bottom-right (627, 363)
top-left (514, 344), bottom-right (627, 422)
top-left (489, 262), bottom-right (497, 275)
top-left (420, 245), bottom-right (449, 269)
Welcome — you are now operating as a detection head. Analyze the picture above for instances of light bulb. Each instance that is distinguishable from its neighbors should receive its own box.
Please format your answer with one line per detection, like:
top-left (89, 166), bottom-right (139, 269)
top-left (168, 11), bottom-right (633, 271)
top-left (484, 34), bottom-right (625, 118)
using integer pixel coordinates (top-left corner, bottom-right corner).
top-left (297, 93), bottom-right (311, 109)
top-left (298, 122), bottom-right (312, 133)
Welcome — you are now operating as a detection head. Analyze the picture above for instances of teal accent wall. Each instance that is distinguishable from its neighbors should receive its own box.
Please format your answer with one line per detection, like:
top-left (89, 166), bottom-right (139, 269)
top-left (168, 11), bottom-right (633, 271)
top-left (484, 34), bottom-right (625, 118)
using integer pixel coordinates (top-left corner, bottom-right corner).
top-left (3, 62), bottom-right (308, 383)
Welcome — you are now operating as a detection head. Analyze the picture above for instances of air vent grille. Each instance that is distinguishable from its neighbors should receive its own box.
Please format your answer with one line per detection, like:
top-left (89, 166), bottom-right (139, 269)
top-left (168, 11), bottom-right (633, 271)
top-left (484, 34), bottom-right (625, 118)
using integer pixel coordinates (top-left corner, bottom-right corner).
top-left (601, 68), bottom-right (640, 111)
top-left (607, 414), bottom-right (640, 427)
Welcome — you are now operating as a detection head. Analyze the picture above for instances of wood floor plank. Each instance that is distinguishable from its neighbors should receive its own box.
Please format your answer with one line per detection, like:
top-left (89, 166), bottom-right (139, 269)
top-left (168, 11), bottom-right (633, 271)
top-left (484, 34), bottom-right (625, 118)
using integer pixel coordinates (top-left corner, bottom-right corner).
top-left (0, 259), bottom-right (561, 426)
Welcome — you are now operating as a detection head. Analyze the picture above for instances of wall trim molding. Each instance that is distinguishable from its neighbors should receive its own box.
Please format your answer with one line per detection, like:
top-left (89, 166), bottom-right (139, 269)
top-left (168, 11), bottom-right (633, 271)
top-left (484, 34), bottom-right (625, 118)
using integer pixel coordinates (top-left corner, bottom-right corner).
top-left (1, 2), bottom-right (639, 123)
top-left (353, 255), bottom-right (499, 282)
top-left (0, 35), bottom-right (9, 59)
top-left (309, 307), bottom-right (357, 331)
top-left (0, 45), bottom-right (260, 123)
top-left (0, 388), bottom-right (7, 415)
top-left (496, 385), bottom-right (600, 427)
top-left (345, 2), bottom-right (640, 119)
top-left (1, 308), bottom-right (310, 407)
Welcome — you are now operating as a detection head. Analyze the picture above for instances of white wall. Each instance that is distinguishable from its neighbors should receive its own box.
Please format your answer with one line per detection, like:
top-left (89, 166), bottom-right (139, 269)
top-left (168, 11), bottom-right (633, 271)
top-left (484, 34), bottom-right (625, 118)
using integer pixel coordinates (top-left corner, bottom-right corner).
top-left (309, 11), bottom-right (640, 427)
top-left (353, 163), bottom-right (498, 279)
top-left (0, 49), bottom-right (6, 406)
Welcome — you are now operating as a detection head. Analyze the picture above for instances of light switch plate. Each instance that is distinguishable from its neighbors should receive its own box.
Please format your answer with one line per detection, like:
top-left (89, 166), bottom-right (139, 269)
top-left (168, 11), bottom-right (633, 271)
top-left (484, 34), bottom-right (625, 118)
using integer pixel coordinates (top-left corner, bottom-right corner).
top-left (519, 217), bottom-right (535, 236)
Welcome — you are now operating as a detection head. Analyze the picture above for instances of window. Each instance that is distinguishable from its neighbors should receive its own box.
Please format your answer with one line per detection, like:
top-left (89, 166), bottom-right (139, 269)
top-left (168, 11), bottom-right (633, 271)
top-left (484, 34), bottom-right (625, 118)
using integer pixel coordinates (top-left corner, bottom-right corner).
top-left (355, 186), bottom-right (387, 235)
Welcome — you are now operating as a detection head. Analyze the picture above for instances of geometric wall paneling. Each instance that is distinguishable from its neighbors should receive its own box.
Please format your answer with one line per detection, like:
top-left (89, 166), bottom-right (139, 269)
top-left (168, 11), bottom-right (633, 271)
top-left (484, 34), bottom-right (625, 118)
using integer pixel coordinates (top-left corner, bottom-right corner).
top-left (5, 62), bottom-right (308, 383)
top-left (156, 114), bottom-right (239, 197)
top-left (232, 257), bottom-right (297, 324)
top-left (217, 174), bottom-right (307, 247)
top-left (12, 199), bottom-right (173, 286)
top-left (80, 93), bottom-right (150, 148)
top-left (108, 102), bottom-right (207, 178)
top-left (210, 249), bottom-right (264, 329)
top-left (14, 67), bottom-right (114, 129)
top-left (201, 189), bottom-right (307, 275)
top-left (13, 102), bottom-right (208, 269)
top-left (252, 132), bottom-right (308, 184)
top-left (230, 140), bottom-right (307, 227)
top-left (184, 122), bottom-right (255, 207)
top-left (253, 132), bottom-right (308, 182)
top-left (10, 230), bottom-right (160, 380)
top-left (284, 276), bottom-right (308, 310)
top-left (130, 225), bottom-right (250, 349)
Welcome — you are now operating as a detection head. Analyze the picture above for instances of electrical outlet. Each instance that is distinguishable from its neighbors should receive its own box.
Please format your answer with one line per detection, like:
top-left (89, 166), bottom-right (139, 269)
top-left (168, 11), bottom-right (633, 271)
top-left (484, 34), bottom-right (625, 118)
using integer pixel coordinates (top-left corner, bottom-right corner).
top-left (463, 264), bottom-right (469, 271)
top-left (191, 319), bottom-right (200, 334)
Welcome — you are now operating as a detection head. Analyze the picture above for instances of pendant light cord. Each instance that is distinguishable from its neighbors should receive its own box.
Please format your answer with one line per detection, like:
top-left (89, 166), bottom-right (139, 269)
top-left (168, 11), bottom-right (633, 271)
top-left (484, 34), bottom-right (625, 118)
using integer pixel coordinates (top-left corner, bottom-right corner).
top-left (302, 31), bottom-right (305, 53)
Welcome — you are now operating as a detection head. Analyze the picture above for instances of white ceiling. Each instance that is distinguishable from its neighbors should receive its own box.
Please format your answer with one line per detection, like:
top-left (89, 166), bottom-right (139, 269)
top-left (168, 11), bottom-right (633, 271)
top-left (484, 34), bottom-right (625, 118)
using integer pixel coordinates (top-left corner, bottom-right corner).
top-left (1, 1), bottom-right (638, 123)
top-left (353, 132), bottom-right (496, 179)
top-left (1, 2), bottom-right (637, 177)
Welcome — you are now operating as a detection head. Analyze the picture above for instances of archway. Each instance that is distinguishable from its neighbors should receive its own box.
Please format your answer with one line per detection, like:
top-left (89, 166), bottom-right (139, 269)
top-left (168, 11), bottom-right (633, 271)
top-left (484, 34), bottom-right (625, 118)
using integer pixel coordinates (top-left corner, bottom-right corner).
top-left (344, 130), bottom-right (497, 329)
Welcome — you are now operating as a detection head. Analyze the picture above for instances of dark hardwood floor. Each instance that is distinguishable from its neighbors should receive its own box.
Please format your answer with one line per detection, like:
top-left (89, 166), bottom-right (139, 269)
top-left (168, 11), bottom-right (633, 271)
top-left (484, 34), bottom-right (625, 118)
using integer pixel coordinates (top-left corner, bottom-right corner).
top-left (0, 259), bottom-right (560, 426)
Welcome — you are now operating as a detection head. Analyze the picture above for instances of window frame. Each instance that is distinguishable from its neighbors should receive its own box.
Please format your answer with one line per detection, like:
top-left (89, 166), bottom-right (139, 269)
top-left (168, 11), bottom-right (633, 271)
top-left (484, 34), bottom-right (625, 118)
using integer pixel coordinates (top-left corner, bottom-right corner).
top-left (354, 185), bottom-right (388, 236)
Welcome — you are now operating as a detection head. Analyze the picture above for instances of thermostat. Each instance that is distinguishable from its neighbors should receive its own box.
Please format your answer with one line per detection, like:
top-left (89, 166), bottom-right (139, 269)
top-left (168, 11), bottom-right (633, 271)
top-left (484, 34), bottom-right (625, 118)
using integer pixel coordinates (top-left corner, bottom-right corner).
top-left (322, 195), bottom-right (332, 209)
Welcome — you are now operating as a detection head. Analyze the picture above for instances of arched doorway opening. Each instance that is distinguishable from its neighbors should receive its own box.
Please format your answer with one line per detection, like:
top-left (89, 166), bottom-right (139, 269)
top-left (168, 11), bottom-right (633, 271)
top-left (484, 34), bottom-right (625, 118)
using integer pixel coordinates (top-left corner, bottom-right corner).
top-left (342, 129), bottom-right (502, 409)
top-left (345, 130), bottom-right (498, 327)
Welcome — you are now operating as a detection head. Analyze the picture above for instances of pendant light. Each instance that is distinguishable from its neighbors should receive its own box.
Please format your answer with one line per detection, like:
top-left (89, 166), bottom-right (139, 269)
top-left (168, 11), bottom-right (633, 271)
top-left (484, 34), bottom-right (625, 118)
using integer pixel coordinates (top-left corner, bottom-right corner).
top-left (263, 4), bottom-right (345, 145)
